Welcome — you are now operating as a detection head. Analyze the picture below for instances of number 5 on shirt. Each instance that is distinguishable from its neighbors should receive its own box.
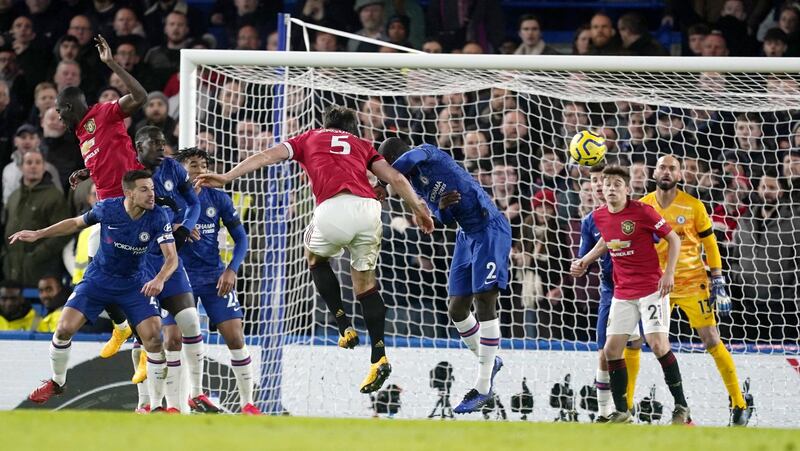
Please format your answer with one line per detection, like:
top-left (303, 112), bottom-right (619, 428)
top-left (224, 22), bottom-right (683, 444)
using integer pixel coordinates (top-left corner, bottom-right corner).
top-left (330, 135), bottom-right (351, 155)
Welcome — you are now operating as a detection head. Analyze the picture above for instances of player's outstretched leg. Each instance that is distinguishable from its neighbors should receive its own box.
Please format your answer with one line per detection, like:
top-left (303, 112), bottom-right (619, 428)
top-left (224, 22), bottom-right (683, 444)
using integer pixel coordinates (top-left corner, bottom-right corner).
top-left (29, 307), bottom-right (86, 404)
top-left (454, 290), bottom-right (502, 414)
top-left (100, 304), bottom-right (132, 358)
top-left (698, 326), bottom-right (749, 426)
top-left (218, 319), bottom-right (259, 415)
top-left (649, 334), bottom-right (691, 425)
top-left (136, 316), bottom-right (168, 412)
top-left (448, 295), bottom-right (480, 358)
top-left (309, 258), bottom-right (356, 348)
top-left (351, 268), bottom-right (390, 394)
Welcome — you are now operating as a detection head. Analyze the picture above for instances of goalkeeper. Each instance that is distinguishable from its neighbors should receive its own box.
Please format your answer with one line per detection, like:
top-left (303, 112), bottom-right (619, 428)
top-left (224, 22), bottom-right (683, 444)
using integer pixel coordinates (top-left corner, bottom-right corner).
top-left (640, 155), bottom-right (751, 426)
top-left (379, 138), bottom-right (510, 414)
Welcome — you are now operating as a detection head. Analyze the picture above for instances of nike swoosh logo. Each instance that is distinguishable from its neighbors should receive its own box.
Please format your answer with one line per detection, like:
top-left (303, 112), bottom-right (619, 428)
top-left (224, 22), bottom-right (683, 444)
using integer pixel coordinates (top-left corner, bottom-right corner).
top-left (108, 226), bottom-right (119, 230)
top-left (593, 233), bottom-right (600, 237)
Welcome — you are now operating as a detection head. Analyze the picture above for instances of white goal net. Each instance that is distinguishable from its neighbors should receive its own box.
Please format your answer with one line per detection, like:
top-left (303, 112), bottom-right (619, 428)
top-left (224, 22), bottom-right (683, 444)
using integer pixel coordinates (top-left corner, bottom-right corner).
top-left (180, 51), bottom-right (800, 426)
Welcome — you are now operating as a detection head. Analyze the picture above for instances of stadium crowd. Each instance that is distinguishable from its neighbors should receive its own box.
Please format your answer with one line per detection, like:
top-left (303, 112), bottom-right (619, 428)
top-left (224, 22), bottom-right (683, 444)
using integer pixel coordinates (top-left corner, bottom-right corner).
top-left (0, 0), bottom-right (798, 346)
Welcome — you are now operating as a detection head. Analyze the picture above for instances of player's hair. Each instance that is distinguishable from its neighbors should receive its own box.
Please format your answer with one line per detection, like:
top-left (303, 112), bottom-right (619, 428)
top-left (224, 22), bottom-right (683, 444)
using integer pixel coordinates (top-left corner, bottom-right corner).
top-left (323, 106), bottom-right (359, 136)
top-left (56, 86), bottom-right (85, 106)
top-left (0, 280), bottom-right (24, 291)
top-left (378, 137), bottom-right (410, 164)
top-left (588, 163), bottom-right (606, 174)
top-left (175, 147), bottom-right (209, 163)
top-left (602, 165), bottom-right (630, 184)
top-left (122, 169), bottom-right (153, 190)
top-left (134, 125), bottom-right (164, 146)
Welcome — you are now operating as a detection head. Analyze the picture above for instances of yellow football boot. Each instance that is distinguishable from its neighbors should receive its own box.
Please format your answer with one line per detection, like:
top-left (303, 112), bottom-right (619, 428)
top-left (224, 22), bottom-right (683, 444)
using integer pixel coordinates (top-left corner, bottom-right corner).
top-left (100, 324), bottom-right (132, 358)
top-left (359, 355), bottom-right (391, 393)
top-left (131, 349), bottom-right (148, 384)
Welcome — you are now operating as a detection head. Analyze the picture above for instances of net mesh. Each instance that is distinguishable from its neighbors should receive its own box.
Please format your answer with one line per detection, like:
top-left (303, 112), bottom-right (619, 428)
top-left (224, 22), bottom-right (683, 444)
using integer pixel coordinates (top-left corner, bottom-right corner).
top-left (188, 61), bottom-right (800, 425)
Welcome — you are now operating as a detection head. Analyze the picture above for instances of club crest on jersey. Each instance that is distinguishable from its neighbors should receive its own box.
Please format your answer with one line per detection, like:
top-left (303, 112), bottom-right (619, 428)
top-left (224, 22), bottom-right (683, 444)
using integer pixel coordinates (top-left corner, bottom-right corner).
top-left (139, 232), bottom-right (150, 242)
top-left (676, 215), bottom-right (686, 224)
top-left (84, 119), bottom-right (96, 134)
top-left (621, 220), bottom-right (635, 235)
top-left (164, 180), bottom-right (174, 191)
top-left (206, 207), bottom-right (217, 218)
top-left (164, 223), bottom-right (172, 232)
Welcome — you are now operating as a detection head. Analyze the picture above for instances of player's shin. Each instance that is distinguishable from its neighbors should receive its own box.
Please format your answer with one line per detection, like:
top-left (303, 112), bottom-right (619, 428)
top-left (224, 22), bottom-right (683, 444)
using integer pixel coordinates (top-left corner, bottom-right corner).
top-left (708, 342), bottom-right (747, 409)
top-left (453, 314), bottom-right (480, 358)
top-left (310, 261), bottom-right (351, 335)
top-left (174, 308), bottom-right (205, 397)
top-left (623, 346), bottom-right (641, 411)
top-left (164, 350), bottom-right (182, 409)
top-left (475, 318), bottom-right (500, 394)
top-left (657, 350), bottom-right (688, 407)
top-left (607, 358), bottom-right (628, 412)
top-left (49, 336), bottom-right (72, 386)
top-left (356, 287), bottom-right (386, 363)
top-left (595, 368), bottom-right (613, 417)
top-left (230, 347), bottom-right (254, 407)
top-left (146, 351), bottom-right (167, 408)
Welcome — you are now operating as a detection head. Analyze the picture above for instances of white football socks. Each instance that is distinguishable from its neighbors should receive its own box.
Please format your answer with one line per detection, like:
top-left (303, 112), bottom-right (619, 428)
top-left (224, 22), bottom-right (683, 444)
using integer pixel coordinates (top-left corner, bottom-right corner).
top-left (453, 314), bottom-right (480, 358)
top-left (49, 337), bottom-right (72, 386)
top-left (475, 318), bottom-right (500, 394)
top-left (230, 347), bottom-right (255, 407)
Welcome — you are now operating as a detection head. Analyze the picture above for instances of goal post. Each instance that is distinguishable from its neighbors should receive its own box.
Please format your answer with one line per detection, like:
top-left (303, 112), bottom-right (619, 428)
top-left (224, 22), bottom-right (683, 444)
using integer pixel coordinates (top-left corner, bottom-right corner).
top-left (179, 49), bottom-right (800, 425)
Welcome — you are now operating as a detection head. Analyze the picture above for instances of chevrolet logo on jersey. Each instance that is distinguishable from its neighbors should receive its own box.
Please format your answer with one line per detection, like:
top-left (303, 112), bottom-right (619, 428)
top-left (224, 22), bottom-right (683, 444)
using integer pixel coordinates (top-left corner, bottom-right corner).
top-left (607, 239), bottom-right (632, 251)
top-left (84, 118), bottom-right (96, 134)
top-left (621, 220), bottom-right (635, 235)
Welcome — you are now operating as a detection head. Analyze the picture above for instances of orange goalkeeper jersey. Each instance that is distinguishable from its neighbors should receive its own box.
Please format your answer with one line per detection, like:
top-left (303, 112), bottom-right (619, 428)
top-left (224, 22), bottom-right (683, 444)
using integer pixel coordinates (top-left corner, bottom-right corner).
top-left (640, 190), bottom-right (712, 298)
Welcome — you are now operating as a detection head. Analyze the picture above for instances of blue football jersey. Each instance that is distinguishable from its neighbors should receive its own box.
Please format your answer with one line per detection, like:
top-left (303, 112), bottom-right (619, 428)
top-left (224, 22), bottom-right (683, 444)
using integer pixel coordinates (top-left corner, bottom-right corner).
top-left (179, 188), bottom-right (241, 285)
top-left (393, 144), bottom-right (501, 233)
top-left (151, 157), bottom-right (191, 223)
top-left (578, 211), bottom-right (613, 286)
top-left (83, 198), bottom-right (174, 278)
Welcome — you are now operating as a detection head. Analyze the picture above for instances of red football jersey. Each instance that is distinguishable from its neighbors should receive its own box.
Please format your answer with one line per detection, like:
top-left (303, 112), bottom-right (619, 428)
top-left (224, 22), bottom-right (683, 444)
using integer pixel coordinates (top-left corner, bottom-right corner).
top-left (284, 128), bottom-right (383, 205)
top-left (592, 200), bottom-right (673, 300)
top-left (76, 101), bottom-right (144, 200)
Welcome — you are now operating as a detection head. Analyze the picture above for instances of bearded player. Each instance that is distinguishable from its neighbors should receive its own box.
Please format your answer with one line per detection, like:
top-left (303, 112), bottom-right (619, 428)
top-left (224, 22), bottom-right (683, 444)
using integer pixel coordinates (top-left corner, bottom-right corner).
top-left (196, 106), bottom-right (433, 393)
top-left (640, 155), bottom-right (751, 426)
top-left (572, 165), bottom-right (690, 424)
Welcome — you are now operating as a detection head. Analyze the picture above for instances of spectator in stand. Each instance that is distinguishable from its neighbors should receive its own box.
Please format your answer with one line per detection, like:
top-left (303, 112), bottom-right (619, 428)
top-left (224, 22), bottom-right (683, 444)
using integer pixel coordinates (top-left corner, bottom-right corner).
top-left (3, 124), bottom-right (61, 204)
top-left (0, 79), bottom-right (19, 162)
top-left (85, 0), bottom-right (120, 38)
top-left (686, 23), bottom-right (710, 56)
top-left (478, 87), bottom-right (515, 134)
top-left (294, 0), bottom-right (357, 32)
top-left (515, 15), bottom-right (558, 55)
top-left (235, 119), bottom-right (263, 161)
top-left (773, 3), bottom-right (800, 56)
top-left (572, 24), bottom-right (592, 55)
top-left (45, 35), bottom-right (79, 86)
top-left (67, 15), bottom-right (103, 97)
top-left (236, 24), bottom-right (261, 50)
top-left (143, 0), bottom-right (205, 47)
top-left (313, 31), bottom-right (339, 51)
top-left (731, 112), bottom-right (779, 180)
top-left (0, 280), bottom-right (36, 331)
top-left (10, 15), bottom-right (49, 88)
top-left (425, 0), bottom-right (504, 53)
top-left (588, 12), bottom-right (625, 55)
top-left (492, 162), bottom-right (523, 239)
top-left (113, 40), bottom-right (150, 91)
top-left (130, 91), bottom-right (176, 146)
top-left (34, 274), bottom-right (68, 333)
top-left (538, 149), bottom-right (580, 220)
top-left (358, 96), bottom-right (386, 143)
top-left (462, 129), bottom-right (491, 175)
top-left (421, 37), bottom-right (443, 53)
top-left (266, 30), bottom-right (279, 50)
top-left (558, 101), bottom-right (589, 150)
top-left (617, 12), bottom-right (667, 56)
top-left (21, 0), bottom-right (69, 49)
top-left (52, 60), bottom-right (81, 94)
top-left (629, 161), bottom-right (649, 199)
top-left (0, 47), bottom-right (33, 114)
top-left (782, 149), bottom-right (800, 204)
top-left (461, 41), bottom-right (483, 54)
top-left (435, 106), bottom-right (464, 155)
top-left (495, 111), bottom-right (537, 193)
top-left (711, 175), bottom-right (749, 260)
top-left (681, 157), bottom-right (704, 198)
top-left (702, 30), bottom-right (730, 56)
top-left (348, 0), bottom-right (389, 52)
top-left (110, 7), bottom-right (148, 54)
top-left (144, 11), bottom-right (190, 90)
top-left (732, 173), bottom-right (800, 341)
top-left (3, 150), bottom-right (70, 286)
top-left (386, 15), bottom-right (412, 48)
top-left (762, 27), bottom-right (789, 56)
top-left (716, 0), bottom-right (758, 56)
top-left (26, 81), bottom-right (56, 127)
top-left (40, 106), bottom-right (82, 194)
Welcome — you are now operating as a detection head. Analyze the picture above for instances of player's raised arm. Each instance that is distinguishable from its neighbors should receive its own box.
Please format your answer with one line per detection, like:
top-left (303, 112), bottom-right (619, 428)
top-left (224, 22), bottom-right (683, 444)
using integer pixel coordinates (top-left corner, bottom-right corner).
top-left (195, 143), bottom-right (291, 189)
top-left (8, 216), bottom-right (88, 244)
top-left (142, 240), bottom-right (179, 297)
top-left (659, 230), bottom-right (681, 297)
top-left (173, 166), bottom-right (201, 249)
top-left (370, 159), bottom-right (434, 234)
top-left (95, 34), bottom-right (147, 115)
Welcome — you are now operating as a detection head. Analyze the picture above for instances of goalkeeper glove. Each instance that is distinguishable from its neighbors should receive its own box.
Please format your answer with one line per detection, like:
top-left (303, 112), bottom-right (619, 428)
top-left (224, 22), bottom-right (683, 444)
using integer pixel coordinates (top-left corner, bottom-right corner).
top-left (710, 276), bottom-right (731, 319)
top-left (172, 226), bottom-right (190, 251)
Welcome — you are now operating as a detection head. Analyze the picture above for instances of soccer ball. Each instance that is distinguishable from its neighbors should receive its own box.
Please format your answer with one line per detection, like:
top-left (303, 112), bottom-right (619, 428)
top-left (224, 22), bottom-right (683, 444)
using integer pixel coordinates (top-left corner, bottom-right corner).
top-left (569, 130), bottom-right (607, 166)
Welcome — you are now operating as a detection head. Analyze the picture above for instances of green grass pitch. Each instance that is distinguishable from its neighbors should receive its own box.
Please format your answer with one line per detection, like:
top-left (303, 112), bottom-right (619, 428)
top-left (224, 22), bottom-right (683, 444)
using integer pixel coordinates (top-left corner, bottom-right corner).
top-left (1, 410), bottom-right (796, 451)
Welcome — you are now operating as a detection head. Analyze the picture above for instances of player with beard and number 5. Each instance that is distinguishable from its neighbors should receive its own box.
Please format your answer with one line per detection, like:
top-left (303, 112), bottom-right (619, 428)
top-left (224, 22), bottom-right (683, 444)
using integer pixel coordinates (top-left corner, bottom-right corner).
top-left (378, 137), bottom-right (509, 415)
top-left (571, 165), bottom-right (691, 425)
top-left (14, 170), bottom-right (177, 410)
top-left (196, 106), bottom-right (434, 394)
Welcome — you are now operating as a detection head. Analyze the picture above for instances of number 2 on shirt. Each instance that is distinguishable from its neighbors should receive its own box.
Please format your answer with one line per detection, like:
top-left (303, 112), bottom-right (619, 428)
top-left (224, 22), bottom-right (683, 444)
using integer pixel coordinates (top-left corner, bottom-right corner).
top-left (330, 135), bottom-right (351, 155)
